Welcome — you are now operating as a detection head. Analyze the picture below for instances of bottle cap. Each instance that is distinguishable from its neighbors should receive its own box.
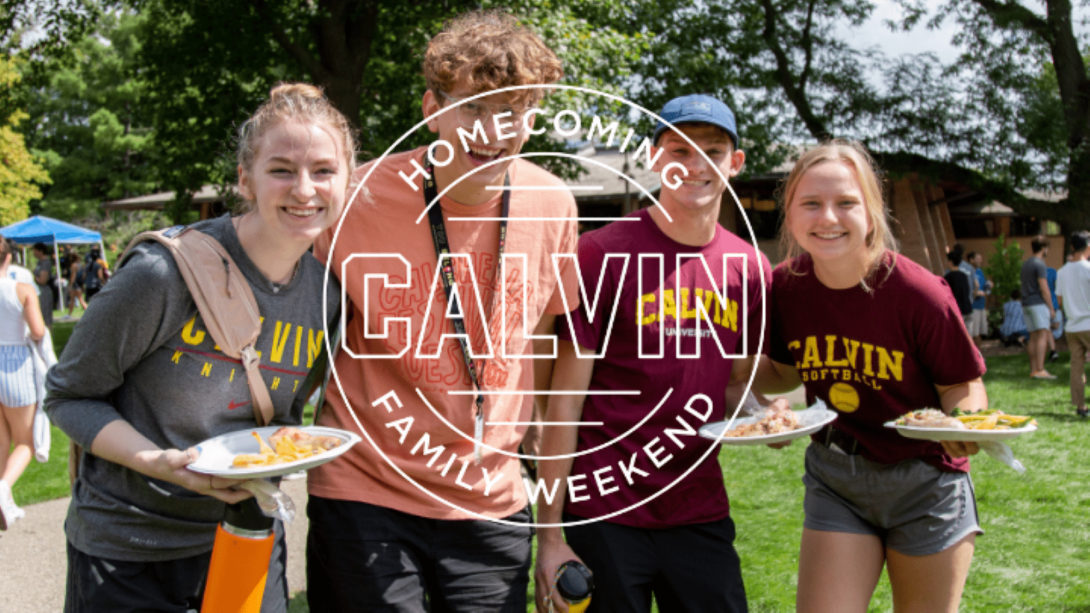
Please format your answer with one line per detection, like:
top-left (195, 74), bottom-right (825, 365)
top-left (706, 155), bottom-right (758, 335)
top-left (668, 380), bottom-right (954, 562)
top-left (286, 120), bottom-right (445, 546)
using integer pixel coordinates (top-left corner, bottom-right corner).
top-left (223, 497), bottom-right (274, 532)
top-left (556, 561), bottom-right (594, 602)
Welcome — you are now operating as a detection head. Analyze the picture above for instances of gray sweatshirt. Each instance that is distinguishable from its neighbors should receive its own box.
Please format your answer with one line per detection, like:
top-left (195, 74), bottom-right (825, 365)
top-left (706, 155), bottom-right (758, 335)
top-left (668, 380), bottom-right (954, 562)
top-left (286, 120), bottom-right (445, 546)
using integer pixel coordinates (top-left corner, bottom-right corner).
top-left (45, 215), bottom-right (339, 561)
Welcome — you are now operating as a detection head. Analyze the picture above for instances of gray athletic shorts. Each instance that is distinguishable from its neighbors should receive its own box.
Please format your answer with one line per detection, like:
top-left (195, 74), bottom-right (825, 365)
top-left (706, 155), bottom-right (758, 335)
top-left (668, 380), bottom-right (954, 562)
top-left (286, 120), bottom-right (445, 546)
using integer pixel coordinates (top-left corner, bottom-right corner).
top-left (969, 309), bottom-right (988, 337)
top-left (802, 442), bottom-right (982, 556)
top-left (1023, 303), bottom-right (1051, 332)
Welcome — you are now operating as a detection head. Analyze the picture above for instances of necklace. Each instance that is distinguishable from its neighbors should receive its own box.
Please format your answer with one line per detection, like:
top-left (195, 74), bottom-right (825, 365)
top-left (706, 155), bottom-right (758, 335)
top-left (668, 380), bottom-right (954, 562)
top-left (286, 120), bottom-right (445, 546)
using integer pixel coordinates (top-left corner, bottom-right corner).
top-left (270, 260), bottom-right (300, 293)
top-left (232, 215), bottom-right (301, 292)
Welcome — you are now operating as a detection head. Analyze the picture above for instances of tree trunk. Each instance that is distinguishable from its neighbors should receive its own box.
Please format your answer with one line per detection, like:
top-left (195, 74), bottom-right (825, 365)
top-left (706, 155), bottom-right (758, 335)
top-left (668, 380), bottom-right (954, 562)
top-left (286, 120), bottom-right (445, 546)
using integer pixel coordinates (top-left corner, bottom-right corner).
top-left (311, 0), bottom-right (376, 129)
top-left (1067, 140), bottom-right (1090, 237)
top-left (123, 102), bottom-right (132, 198)
top-left (320, 74), bottom-right (364, 132)
top-left (254, 0), bottom-right (378, 130)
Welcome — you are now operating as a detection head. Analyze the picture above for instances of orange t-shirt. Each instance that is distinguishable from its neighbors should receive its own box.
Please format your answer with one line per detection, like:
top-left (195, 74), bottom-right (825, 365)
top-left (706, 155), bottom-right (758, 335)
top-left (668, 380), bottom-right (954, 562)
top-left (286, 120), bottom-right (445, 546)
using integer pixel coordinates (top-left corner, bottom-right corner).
top-left (309, 148), bottom-right (580, 520)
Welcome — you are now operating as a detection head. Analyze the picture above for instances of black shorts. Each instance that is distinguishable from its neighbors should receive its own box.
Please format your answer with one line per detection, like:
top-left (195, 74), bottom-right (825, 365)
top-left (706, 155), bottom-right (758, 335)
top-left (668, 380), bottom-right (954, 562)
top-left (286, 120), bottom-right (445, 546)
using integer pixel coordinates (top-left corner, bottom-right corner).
top-left (306, 496), bottom-right (533, 612)
top-left (564, 514), bottom-right (747, 613)
top-left (63, 526), bottom-right (288, 613)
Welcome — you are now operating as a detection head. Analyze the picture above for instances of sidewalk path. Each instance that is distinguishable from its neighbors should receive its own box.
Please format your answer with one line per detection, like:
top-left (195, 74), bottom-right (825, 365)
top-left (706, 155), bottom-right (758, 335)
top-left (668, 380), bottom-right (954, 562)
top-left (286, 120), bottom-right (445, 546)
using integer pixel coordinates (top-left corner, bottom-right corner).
top-left (0, 478), bottom-right (310, 612)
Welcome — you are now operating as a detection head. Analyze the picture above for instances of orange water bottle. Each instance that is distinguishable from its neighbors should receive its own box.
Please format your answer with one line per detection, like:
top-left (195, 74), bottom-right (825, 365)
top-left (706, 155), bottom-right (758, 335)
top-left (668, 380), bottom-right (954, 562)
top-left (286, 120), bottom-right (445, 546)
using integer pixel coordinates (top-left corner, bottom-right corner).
top-left (202, 498), bottom-right (275, 613)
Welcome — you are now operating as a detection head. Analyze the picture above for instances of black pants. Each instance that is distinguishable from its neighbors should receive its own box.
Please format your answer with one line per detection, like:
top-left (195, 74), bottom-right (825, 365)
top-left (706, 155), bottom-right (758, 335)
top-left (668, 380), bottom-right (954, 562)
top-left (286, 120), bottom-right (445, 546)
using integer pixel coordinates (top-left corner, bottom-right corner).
top-left (564, 514), bottom-right (748, 613)
top-left (306, 496), bottom-right (533, 612)
top-left (64, 527), bottom-right (288, 613)
top-left (38, 285), bottom-right (53, 327)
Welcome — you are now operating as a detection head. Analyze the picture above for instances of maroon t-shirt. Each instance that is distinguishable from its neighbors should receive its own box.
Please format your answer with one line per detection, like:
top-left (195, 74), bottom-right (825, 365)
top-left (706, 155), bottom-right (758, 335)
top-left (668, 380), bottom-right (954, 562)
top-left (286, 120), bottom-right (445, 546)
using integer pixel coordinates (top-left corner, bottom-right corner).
top-left (769, 252), bottom-right (986, 472)
top-left (558, 209), bottom-right (771, 528)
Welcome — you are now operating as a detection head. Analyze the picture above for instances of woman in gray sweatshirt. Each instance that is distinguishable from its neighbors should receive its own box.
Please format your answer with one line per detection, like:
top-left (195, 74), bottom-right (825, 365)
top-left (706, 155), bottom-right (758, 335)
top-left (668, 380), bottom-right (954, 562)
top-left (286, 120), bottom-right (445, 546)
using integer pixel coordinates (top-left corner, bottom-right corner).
top-left (45, 83), bottom-right (354, 613)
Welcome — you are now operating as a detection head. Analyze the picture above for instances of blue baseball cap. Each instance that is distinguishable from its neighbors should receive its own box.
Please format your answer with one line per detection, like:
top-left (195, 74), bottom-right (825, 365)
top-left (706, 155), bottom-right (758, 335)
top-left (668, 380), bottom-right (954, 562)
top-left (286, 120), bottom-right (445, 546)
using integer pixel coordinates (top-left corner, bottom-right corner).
top-left (652, 94), bottom-right (739, 149)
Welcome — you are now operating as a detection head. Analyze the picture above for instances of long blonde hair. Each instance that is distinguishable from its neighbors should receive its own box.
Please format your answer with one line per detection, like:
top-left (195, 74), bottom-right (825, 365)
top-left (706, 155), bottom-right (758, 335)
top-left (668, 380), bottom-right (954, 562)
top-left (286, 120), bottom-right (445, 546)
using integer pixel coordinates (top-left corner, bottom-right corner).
top-left (235, 83), bottom-right (358, 212)
top-left (777, 140), bottom-right (897, 284)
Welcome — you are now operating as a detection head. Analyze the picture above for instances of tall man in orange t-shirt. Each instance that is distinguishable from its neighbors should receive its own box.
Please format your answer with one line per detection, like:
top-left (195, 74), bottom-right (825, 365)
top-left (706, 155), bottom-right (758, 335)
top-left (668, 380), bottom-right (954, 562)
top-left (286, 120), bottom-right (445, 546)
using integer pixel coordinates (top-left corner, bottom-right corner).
top-left (306, 11), bottom-right (580, 611)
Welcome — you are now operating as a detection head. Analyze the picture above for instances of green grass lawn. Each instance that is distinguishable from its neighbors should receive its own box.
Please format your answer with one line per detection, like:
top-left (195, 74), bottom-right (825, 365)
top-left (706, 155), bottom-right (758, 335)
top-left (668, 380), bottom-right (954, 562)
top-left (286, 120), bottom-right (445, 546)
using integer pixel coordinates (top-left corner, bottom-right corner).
top-left (14, 344), bottom-right (1090, 612)
top-left (728, 353), bottom-right (1090, 612)
top-left (17, 316), bottom-right (80, 506)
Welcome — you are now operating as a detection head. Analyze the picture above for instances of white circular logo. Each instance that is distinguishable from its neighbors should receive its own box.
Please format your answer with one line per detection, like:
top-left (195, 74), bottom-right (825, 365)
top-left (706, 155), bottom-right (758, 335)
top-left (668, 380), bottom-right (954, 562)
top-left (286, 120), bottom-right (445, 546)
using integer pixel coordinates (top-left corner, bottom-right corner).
top-left (322, 85), bottom-right (768, 527)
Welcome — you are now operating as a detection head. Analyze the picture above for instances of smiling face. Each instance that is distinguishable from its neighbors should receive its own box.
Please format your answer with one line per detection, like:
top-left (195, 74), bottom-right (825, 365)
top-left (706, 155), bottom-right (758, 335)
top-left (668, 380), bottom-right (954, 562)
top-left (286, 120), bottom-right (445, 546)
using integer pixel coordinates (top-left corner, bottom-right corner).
top-left (652, 124), bottom-right (745, 216)
top-left (238, 119), bottom-right (349, 250)
top-left (422, 87), bottom-right (534, 203)
top-left (787, 160), bottom-right (872, 282)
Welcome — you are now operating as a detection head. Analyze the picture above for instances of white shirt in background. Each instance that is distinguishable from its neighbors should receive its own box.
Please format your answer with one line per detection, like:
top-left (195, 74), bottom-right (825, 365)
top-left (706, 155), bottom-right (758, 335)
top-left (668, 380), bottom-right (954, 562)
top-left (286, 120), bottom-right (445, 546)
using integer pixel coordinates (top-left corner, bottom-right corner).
top-left (1055, 259), bottom-right (1090, 333)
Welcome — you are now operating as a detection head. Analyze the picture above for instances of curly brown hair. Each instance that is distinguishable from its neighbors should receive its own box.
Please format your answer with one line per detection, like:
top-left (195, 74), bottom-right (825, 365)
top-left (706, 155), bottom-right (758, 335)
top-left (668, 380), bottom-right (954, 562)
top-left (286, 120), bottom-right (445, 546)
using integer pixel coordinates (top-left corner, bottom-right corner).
top-left (423, 10), bottom-right (563, 109)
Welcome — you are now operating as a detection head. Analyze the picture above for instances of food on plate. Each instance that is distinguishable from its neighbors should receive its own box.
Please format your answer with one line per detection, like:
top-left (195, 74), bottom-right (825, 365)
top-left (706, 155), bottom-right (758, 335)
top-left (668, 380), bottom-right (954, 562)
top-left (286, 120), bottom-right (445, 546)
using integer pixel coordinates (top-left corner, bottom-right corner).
top-left (896, 409), bottom-right (965, 429)
top-left (231, 427), bottom-right (342, 468)
top-left (725, 404), bottom-right (800, 437)
top-left (895, 408), bottom-right (1037, 430)
top-left (951, 408), bottom-right (1036, 430)
top-left (268, 426), bottom-right (342, 451)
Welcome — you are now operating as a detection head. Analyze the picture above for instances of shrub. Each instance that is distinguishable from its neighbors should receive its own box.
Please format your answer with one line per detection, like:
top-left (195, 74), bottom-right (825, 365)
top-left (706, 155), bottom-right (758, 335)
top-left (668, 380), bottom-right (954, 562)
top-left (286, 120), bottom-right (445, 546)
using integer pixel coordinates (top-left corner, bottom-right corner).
top-left (984, 235), bottom-right (1025, 304)
top-left (75, 210), bottom-right (173, 259)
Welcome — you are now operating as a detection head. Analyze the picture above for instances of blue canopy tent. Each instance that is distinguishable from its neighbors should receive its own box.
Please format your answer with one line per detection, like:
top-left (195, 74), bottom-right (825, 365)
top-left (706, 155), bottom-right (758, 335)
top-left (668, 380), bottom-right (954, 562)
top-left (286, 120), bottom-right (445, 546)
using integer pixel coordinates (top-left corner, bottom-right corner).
top-left (0, 216), bottom-right (106, 310)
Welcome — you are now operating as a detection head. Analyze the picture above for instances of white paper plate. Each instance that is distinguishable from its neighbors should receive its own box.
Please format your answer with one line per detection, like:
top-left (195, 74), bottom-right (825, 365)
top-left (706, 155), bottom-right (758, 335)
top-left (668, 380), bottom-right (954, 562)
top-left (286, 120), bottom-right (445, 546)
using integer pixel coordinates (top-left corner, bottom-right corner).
top-left (699, 406), bottom-right (838, 446)
top-left (883, 421), bottom-right (1038, 442)
top-left (188, 426), bottom-right (361, 480)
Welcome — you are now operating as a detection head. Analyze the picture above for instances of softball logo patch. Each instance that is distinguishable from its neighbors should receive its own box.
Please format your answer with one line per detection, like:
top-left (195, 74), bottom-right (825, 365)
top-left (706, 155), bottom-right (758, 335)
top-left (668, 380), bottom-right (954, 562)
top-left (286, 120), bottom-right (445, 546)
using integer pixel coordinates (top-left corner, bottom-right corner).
top-left (828, 382), bottom-right (860, 413)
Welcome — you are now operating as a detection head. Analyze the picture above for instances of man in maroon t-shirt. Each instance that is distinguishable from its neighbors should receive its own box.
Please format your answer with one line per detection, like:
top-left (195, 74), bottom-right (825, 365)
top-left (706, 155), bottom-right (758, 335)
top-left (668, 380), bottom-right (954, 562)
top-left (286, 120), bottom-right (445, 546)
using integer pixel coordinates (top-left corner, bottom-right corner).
top-left (534, 95), bottom-right (770, 612)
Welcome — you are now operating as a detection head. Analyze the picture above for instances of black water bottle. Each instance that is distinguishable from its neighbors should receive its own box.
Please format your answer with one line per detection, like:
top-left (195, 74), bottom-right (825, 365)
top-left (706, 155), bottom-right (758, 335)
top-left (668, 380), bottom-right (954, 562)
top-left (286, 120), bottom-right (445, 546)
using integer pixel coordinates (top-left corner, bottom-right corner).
top-left (555, 560), bottom-right (594, 612)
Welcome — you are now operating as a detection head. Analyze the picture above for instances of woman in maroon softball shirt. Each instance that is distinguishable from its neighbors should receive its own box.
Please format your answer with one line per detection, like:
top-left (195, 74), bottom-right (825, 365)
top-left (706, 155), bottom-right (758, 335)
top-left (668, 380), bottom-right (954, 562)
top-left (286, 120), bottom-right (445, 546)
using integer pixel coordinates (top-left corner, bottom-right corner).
top-left (753, 140), bottom-right (988, 613)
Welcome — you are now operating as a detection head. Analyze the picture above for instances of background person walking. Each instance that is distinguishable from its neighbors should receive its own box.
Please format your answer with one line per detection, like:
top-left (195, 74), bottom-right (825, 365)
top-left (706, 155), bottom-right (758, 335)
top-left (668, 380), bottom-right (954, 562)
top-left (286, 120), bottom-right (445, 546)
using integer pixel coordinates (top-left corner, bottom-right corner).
top-left (967, 251), bottom-right (991, 348)
top-left (0, 239), bottom-right (46, 530)
top-left (944, 250), bottom-right (973, 329)
top-left (80, 247), bottom-right (108, 302)
top-left (65, 249), bottom-right (87, 317)
top-left (30, 243), bottom-right (54, 329)
top-left (1047, 264), bottom-right (1063, 362)
top-left (1055, 230), bottom-right (1090, 418)
top-left (1021, 236), bottom-right (1056, 379)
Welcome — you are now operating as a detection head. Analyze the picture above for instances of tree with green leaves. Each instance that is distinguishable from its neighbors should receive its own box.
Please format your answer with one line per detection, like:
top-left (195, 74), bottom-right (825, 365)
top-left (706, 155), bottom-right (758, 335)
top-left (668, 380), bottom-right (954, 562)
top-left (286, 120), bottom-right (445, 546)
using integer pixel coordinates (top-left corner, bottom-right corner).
top-left (890, 0), bottom-right (1089, 245)
top-left (22, 10), bottom-right (158, 220)
top-left (0, 55), bottom-right (49, 225)
top-left (5, 2), bottom-right (646, 220)
top-left (620, 0), bottom-right (1086, 230)
top-left (94, 0), bottom-right (640, 218)
top-left (16, 0), bottom-right (1081, 233)
top-left (612, 0), bottom-right (901, 177)
top-left (984, 234), bottom-right (1025, 306)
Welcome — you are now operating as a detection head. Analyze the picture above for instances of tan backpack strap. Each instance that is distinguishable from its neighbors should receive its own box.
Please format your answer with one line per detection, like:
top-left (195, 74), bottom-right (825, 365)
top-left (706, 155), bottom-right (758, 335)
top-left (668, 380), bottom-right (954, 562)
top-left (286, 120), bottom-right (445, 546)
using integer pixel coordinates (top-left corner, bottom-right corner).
top-left (123, 226), bottom-right (274, 427)
top-left (240, 345), bottom-right (274, 427)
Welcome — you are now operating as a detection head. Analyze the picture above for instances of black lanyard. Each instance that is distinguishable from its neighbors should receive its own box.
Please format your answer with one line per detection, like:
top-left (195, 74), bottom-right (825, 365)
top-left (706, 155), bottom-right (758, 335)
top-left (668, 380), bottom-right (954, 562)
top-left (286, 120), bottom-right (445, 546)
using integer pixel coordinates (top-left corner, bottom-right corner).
top-left (423, 159), bottom-right (510, 462)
